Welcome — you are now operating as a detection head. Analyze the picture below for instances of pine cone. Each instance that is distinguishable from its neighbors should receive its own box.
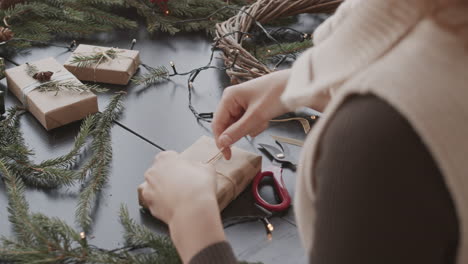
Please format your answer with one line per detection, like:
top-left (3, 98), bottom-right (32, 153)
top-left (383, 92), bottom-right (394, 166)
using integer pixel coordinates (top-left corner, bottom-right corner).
top-left (33, 71), bottom-right (54, 82)
top-left (0, 0), bottom-right (25, 9)
top-left (0, 27), bottom-right (13, 42)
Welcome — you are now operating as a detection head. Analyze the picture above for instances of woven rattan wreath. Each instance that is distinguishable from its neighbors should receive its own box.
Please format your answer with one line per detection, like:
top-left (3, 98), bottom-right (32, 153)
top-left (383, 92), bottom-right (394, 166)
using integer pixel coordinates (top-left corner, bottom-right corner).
top-left (216, 0), bottom-right (342, 84)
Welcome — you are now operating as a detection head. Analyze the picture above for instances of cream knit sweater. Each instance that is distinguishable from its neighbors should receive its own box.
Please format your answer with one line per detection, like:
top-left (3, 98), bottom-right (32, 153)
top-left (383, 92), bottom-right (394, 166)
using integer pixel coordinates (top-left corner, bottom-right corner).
top-left (280, 0), bottom-right (468, 263)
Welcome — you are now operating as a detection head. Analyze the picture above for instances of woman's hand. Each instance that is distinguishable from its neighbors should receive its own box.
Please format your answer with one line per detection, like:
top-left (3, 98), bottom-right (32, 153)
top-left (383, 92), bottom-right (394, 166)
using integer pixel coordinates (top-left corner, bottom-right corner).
top-left (139, 151), bottom-right (225, 264)
top-left (212, 69), bottom-right (291, 159)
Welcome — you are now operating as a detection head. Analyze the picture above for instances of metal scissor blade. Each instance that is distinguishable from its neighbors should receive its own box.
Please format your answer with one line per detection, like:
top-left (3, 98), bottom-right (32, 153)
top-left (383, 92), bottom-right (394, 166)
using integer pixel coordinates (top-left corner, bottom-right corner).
top-left (258, 143), bottom-right (284, 160)
top-left (258, 143), bottom-right (297, 169)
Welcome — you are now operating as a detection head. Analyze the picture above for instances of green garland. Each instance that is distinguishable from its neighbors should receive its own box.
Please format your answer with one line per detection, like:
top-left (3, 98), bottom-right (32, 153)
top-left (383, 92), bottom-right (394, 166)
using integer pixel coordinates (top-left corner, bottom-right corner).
top-left (0, 92), bottom-right (262, 263)
top-left (125, 0), bottom-right (249, 35)
top-left (0, 92), bottom-right (182, 263)
top-left (0, 0), bottom-right (136, 50)
top-left (0, 159), bottom-right (183, 263)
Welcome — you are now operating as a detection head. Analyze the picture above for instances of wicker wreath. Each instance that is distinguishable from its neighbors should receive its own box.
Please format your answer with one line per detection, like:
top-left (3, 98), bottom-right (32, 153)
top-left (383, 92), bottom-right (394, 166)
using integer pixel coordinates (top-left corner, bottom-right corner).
top-left (216, 0), bottom-right (342, 84)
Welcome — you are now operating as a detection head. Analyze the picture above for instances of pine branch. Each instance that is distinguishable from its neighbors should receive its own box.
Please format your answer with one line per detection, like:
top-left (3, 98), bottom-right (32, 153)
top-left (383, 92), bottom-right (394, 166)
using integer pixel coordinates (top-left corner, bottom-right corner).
top-left (25, 63), bottom-right (39, 77)
top-left (119, 205), bottom-right (181, 263)
top-left (0, 107), bottom-right (93, 189)
top-left (132, 65), bottom-right (169, 87)
top-left (23, 62), bottom-right (109, 95)
top-left (0, 160), bottom-right (35, 246)
top-left (37, 114), bottom-right (97, 169)
top-left (69, 48), bottom-right (118, 68)
top-left (36, 80), bottom-right (109, 96)
top-left (255, 40), bottom-right (313, 62)
top-left (125, 0), bottom-right (246, 35)
top-left (1, 0), bottom-right (136, 50)
top-left (76, 92), bottom-right (125, 231)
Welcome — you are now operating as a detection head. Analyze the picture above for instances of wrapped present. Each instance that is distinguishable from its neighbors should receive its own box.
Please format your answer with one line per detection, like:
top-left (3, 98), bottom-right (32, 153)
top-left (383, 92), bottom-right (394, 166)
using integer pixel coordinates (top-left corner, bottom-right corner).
top-left (64, 44), bottom-right (140, 85)
top-left (138, 136), bottom-right (262, 211)
top-left (5, 57), bottom-right (99, 130)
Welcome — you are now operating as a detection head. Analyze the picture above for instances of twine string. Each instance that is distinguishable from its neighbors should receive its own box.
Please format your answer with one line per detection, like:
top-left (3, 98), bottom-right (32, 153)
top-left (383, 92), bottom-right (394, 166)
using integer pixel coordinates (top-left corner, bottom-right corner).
top-left (205, 148), bottom-right (237, 202)
top-left (20, 71), bottom-right (77, 109)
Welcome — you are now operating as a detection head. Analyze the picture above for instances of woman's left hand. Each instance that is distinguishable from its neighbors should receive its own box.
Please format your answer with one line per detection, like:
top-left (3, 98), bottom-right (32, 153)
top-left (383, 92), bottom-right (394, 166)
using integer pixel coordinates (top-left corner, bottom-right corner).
top-left (139, 150), bottom-right (218, 224)
top-left (139, 151), bottom-right (226, 264)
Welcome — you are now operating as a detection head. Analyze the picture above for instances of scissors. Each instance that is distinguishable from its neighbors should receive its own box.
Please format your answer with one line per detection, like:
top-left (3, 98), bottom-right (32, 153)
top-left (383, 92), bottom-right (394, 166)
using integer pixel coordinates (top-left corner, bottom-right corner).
top-left (252, 141), bottom-right (296, 212)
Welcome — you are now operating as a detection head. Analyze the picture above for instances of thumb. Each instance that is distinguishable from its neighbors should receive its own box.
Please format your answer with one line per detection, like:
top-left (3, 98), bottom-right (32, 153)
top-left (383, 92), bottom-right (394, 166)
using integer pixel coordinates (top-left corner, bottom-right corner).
top-left (138, 182), bottom-right (148, 209)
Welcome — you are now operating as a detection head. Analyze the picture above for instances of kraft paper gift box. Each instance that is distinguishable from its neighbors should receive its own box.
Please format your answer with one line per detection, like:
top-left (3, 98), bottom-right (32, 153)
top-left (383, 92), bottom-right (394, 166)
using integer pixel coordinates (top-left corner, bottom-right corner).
top-left (138, 136), bottom-right (262, 211)
top-left (64, 44), bottom-right (140, 85)
top-left (5, 57), bottom-right (98, 130)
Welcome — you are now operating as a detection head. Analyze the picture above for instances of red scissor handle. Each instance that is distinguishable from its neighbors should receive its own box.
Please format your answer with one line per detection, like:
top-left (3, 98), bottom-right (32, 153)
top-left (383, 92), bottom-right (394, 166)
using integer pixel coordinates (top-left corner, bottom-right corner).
top-left (252, 166), bottom-right (291, 212)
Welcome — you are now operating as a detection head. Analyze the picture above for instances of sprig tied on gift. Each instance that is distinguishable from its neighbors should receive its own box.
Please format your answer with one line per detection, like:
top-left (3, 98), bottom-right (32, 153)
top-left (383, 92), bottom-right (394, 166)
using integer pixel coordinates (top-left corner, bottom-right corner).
top-left (25, 63), bottom-right (108, 95)
top-left (69, 48), bottom-right (119, 68)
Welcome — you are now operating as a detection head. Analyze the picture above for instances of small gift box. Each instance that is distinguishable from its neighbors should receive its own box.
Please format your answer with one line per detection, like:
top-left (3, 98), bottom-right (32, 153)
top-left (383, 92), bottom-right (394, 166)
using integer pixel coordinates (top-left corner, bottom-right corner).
top-left (5, 57), bottom-right (99, 130)
top-left (64, 44), bottom-right (140, 85)
top-left (138, 136), bottom-right (262, 211)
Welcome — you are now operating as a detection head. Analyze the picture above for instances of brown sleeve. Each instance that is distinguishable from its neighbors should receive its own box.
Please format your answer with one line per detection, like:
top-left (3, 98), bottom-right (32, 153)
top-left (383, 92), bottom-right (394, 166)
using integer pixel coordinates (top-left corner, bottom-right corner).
top-left (309, 95), bottom-right (459, 264)
top-left (189, 241), bottom-right (238, 264)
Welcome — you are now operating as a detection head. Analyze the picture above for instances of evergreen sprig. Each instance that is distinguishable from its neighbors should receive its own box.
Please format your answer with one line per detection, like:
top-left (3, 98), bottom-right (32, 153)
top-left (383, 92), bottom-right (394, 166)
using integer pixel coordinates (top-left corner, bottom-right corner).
top-left (70, 48), bottom-right (119, 68)
top-left (0, 0), bottom-right (136, 50)
top-left (119, 205), bottom-right (181, 263)
top-left (0, 107), bottom-right (93, 188)
top-left (0, 161), bottom-right (179, 263)
top-left (254, 40), bottom-right (313, 63)
top-left (25, 63), bottom-right (39, 77)
top-left (24, 62), bottom-right (109, 95)
top-left (76, 92), bottom-right (125, 231)
top-left (132, 65), bottom-right (169, 87)
top-left (36, 80), bottom-right (108, 95)
top-left (125, 0), bottom-right (248, 35)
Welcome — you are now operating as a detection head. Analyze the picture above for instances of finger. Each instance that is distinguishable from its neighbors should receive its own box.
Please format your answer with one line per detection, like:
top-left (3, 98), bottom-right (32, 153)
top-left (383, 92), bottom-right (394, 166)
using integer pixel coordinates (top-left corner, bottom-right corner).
top-left (218, 110), bottom-right (256, 150)
top-left (138, 182), bottom-right (149, 208)
top-left (139, 182), bottom-right (153, 208)
top-left (153, 150), bottom-right (178, 164)
top-left (212, 89), bottom-right (244, 142)
top-left (144, 168), bottom-right (156, 182)
top-left (222, 147), bottom-right (232, 160)
top-left (248, 122), bottom-right (268, 138)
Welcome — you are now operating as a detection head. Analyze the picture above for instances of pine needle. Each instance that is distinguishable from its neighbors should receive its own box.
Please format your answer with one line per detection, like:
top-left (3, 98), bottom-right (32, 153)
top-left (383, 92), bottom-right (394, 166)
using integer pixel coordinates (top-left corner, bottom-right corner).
top-left (132, 65), bottom-right (170, 87)
top-left (0, 0), bottom-right (136, 50)
top-left (76, 92), bottom-right (125, 231)
top-left (24, 62), bottom-right (109, 95)
top-left (36, 80), bottom-right (109, 95)
top-left (25, 63), bottom-right (39, 77)
top-left (255, 40), bottom-right (313, 62)
top-left (69, 48), bottom-right (119, 68)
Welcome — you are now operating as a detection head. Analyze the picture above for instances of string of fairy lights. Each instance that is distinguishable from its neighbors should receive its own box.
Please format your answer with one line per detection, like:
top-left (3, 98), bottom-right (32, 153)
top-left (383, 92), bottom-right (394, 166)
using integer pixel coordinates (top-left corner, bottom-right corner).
top-left (0, 5), bottom-right (316, 241)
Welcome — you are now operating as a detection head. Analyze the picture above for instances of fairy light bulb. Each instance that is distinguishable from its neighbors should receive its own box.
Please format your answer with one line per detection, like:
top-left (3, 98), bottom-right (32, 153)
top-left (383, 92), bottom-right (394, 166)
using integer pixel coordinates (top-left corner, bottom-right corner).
top-left (267, 223), bottom-right (274, 232)
top-left (80, 232), bottom-right (86, 239)
top-left (165, 10), bottom-right (170, 15)
top-left (169, 61), bottom-right (178, 74)
top-left (267, 233), bottom-right (273, 241)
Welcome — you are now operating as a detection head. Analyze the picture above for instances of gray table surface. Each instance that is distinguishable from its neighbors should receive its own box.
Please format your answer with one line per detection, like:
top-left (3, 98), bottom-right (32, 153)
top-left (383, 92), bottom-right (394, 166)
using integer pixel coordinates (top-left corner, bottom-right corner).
top-left (0, 14), bottom-right (325, 263)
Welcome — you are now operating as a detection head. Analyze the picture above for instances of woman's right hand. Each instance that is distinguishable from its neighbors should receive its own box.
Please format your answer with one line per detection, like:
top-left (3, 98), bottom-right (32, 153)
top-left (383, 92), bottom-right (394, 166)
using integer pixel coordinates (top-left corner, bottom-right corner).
top-left (212, 69), bottom-right (291, 159)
